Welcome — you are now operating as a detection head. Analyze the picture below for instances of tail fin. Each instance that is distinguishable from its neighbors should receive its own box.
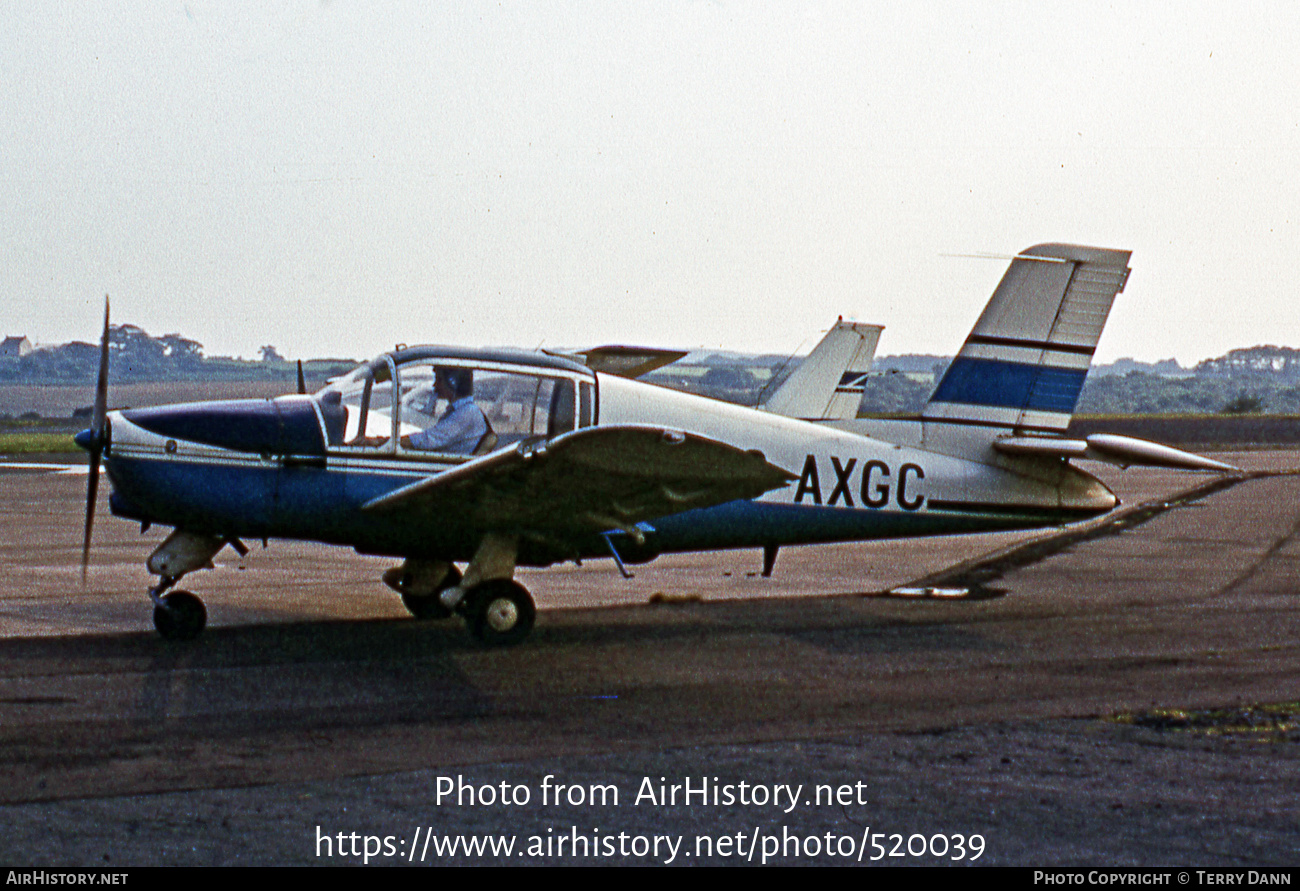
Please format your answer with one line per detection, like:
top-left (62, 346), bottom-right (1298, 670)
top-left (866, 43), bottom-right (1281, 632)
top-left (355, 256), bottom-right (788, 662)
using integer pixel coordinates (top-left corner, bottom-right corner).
top-left (760, 318), bottom-right (883, 420)
top-left (923, 244), bottom-right (1131, 433)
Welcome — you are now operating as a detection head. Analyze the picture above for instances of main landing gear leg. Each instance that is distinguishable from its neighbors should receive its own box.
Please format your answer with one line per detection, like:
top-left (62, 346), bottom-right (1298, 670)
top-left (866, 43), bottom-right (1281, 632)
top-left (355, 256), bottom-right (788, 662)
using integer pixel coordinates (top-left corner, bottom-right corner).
top-left (441, 533), bottom-right (535, 646)
top-left (383, 559), bottom-right (462, 620)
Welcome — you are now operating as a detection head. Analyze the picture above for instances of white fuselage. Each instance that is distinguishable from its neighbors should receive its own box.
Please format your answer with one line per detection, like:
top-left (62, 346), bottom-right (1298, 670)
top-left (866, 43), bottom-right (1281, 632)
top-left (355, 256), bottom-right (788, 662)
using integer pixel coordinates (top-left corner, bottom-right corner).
top-left (595, 373), bottom-right (1116, 524)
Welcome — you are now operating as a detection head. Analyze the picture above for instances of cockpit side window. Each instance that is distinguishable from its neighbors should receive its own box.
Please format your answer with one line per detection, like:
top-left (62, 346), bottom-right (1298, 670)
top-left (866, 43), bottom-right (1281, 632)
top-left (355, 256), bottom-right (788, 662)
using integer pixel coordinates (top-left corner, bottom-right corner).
top-left (548, 379), bottom-right (576, 437)
top-left (579, 382), bottom-right (594, 428)
top-left (394, 360), bottom-right (581, 456)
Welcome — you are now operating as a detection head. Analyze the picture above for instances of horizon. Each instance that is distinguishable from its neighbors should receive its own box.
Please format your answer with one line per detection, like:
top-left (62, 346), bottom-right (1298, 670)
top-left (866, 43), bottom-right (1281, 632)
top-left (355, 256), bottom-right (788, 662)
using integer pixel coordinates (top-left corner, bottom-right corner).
top-left (9, 321), bottom-right (1298, 372)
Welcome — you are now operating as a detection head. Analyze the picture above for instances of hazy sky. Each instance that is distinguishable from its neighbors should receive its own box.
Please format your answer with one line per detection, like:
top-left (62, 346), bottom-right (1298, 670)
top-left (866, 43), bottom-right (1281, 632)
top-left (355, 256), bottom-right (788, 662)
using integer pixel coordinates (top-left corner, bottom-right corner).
top-left (3, 2), bottom-right (1297, 364)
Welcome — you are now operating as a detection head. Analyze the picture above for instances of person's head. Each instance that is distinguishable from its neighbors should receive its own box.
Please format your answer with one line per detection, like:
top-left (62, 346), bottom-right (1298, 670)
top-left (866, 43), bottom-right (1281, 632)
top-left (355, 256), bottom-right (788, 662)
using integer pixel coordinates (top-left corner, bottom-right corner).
top-left (435, 367), bottom-right (473, 400)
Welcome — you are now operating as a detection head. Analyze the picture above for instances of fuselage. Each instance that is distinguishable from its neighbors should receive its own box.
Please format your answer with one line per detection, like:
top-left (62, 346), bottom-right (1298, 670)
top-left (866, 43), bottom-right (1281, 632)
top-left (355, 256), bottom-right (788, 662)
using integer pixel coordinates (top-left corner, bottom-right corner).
top-left (96, 347), bottom-right (1117, 567)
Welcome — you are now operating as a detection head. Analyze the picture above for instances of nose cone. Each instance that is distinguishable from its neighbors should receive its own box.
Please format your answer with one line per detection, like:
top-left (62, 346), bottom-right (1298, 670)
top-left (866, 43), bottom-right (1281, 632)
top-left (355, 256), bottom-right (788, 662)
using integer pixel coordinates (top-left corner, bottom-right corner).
top-left (74, 428), bottom-right (96, 451)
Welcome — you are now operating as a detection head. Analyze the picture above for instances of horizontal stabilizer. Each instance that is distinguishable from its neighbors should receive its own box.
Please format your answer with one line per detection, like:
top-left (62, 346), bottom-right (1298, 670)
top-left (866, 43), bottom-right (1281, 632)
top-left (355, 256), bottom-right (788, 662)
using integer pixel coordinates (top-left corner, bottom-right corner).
top-left (362, 425), bottom-right (795, 541)
top-left (992, 437), bottom-right (1089, 459)
top-left (761, 319), bottom-right (883, 420)
top-left (1083, 434), bottom-right (1239, 472)
top-left (993, 433), bottom-right (1238, 472)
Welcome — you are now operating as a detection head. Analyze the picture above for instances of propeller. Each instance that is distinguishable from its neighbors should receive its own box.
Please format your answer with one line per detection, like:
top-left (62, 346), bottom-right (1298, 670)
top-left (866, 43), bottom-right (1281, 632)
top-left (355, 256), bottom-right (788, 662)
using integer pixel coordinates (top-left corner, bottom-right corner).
top-left (297, 359), bottom-right (307, 395)
top-left (81, 296), bottom-right (111, 582)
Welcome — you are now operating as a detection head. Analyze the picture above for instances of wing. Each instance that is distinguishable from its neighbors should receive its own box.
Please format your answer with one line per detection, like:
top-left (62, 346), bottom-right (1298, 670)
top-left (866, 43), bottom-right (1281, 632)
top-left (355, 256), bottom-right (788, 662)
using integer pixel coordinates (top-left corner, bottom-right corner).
top-left (550, 345), bottom-right (689, 379)
top-left (361, 425), bottom-right (795, 541)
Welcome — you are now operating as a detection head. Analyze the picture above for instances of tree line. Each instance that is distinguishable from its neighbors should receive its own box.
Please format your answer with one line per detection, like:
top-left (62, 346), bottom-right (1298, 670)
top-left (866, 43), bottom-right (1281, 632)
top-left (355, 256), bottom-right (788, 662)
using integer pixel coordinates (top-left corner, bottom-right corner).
top-left (5, 325), bottom-right (1300, 416)
top-left (0, 325), bottom-right (353, 384)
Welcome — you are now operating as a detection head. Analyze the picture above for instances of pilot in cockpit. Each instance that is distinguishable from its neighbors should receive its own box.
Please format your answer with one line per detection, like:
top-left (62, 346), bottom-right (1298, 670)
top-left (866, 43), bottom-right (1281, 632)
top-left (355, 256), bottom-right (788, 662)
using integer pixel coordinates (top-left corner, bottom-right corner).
top-left (401, 367), bottom-right (490, 454)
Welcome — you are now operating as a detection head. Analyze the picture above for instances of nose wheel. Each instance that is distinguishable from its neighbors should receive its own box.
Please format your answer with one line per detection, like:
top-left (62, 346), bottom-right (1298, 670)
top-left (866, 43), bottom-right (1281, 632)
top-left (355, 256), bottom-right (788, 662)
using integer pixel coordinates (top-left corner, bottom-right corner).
top-left (463, 580), bottom-right (535, 646)
top-left (152, 590), bottom-right (207, 641)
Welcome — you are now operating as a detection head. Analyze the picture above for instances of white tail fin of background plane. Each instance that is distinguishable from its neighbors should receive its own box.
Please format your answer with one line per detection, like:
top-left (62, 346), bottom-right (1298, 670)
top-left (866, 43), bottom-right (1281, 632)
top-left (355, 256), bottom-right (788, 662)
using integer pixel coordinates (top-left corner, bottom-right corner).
top-left (923, 243), bottom-right (1132, 434)
top-left (760, 318), bottom-right (883, 420)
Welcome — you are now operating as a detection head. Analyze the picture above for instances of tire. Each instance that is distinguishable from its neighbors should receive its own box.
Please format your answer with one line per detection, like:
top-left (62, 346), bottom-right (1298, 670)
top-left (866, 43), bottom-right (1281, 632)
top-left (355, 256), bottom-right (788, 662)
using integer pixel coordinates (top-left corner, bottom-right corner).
top-left (466, 580), bottom-right (535, 646)
top-left (153, 590), bottom-right (206, 641)
top-left (399, 565), bottom-right (461, 620)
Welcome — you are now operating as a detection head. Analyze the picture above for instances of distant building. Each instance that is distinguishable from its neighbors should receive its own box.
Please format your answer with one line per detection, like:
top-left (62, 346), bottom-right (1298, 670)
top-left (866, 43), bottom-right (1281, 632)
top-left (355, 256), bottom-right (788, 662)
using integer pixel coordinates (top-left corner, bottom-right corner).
top-left (0, 336), bottom-right (32, 359)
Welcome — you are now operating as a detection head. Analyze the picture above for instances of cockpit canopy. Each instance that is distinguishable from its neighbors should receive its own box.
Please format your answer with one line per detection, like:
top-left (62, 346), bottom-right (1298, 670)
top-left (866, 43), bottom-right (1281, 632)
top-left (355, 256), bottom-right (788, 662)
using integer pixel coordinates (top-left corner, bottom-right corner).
top-left (318, 346), bottom-right (596, 457)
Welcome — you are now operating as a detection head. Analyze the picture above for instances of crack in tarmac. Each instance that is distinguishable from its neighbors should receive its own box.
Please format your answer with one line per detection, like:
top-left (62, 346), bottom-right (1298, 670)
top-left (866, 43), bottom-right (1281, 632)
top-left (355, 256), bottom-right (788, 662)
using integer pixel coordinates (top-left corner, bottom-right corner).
top-left (1212, 506), bottom-right (1300, 601)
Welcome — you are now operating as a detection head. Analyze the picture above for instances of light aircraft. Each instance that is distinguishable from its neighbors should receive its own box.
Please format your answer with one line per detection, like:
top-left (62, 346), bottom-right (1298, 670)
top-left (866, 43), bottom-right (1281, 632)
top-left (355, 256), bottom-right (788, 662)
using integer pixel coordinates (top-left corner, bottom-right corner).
top-left (77, 243), bottom-right (1233, 645)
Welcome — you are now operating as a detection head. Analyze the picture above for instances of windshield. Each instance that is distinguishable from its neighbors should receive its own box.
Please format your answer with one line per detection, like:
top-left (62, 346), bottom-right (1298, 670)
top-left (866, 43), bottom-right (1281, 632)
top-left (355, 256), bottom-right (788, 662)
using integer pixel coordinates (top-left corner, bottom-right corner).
top-left (317, 358), bottom-right (395, 448)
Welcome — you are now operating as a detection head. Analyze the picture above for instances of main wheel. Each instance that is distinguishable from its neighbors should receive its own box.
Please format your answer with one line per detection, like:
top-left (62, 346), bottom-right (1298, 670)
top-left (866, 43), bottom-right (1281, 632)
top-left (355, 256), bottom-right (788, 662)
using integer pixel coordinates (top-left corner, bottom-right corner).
top-left (465, 580), bottom-right (535, 646)
top-left (153, 590), bottom-right (206, 641)
top-left (399, 565), bottom-right (462, 620)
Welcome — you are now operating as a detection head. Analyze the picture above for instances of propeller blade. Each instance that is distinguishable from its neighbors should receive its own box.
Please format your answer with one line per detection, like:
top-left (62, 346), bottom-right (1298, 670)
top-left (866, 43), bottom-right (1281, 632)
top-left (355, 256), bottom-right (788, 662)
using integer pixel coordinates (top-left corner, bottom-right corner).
top-left (297, 359), bottom-right (307, 395)
top-left (82, 296), bottom-right (111, 583)
top-left (81, 442), bottom-right (101, 582)
top-left (92, 296), bottom-right (110, 441)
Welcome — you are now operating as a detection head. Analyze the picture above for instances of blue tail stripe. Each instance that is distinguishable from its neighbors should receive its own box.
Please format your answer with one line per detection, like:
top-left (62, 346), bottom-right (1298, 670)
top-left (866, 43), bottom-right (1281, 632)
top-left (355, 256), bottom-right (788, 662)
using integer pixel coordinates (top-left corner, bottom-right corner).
top-left (931, 358), bottom-right (1087, 414)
